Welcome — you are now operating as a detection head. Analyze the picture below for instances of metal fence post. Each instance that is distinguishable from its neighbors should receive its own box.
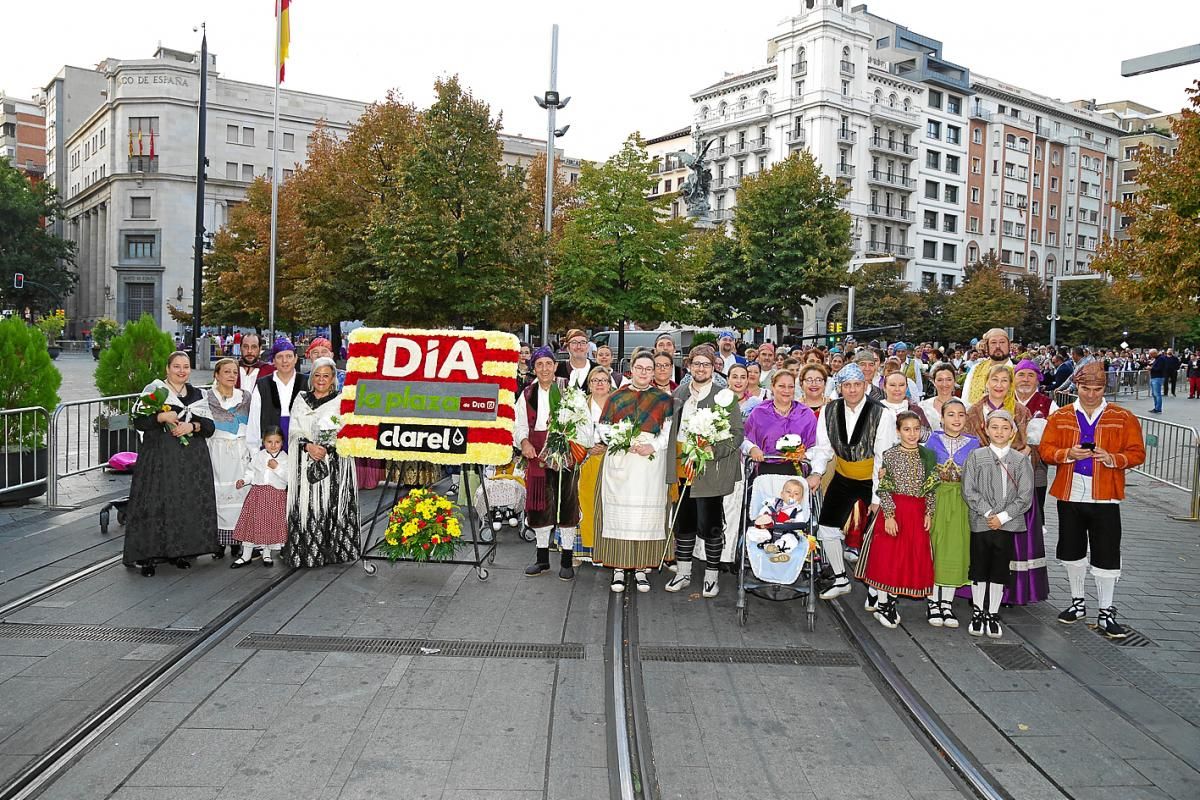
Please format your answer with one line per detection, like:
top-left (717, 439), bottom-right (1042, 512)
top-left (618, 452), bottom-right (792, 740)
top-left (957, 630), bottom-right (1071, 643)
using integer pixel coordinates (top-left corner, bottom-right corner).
top-left (1174, 439), bottom-right (1200, 523)
top-left (46, 407), bottom-right (59, 508)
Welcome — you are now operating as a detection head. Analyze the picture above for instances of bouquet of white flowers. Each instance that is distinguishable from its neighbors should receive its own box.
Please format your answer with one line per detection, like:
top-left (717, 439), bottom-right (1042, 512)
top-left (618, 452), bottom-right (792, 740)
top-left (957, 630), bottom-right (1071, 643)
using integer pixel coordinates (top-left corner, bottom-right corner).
top-left (541, 385), bottom-right (591, 470)
top-left (606, 418), bottom-right (655, 460)
top-left (680, 389), bottom-right (736, 482)
top-left (775, 433), bottom-right (810, 476)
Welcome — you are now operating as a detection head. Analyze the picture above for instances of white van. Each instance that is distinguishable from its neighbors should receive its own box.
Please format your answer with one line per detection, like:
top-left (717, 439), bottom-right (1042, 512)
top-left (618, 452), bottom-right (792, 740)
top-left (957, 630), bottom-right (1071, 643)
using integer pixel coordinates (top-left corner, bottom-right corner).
top-left (590, 329), bottom-right (697, 361)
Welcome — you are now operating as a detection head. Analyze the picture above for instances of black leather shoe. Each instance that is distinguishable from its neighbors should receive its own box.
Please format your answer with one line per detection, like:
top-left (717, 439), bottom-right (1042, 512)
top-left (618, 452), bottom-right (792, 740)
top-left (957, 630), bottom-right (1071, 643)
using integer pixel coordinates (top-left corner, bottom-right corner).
top-left (173, 558), bottom-right (191, 569)
top-left (139, 561), bottom-right (155, 577)
top-left (213, 545), bottom-right (226, 560)
top-left (525, 547), bottom-right (550, 576)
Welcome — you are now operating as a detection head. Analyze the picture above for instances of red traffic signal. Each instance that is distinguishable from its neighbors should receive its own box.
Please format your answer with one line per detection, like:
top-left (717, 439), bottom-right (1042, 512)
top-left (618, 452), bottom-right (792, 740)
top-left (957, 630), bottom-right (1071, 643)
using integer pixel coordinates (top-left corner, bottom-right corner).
top-left (12, 273), bottom-right (23, 290)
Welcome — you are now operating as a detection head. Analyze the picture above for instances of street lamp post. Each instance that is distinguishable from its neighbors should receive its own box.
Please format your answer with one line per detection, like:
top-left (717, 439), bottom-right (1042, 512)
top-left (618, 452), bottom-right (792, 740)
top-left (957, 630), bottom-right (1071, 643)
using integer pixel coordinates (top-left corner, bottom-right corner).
top-left (534, 24), bottom-right (570, 348)
top-left (1047, 272), bottom-right (1104, 346)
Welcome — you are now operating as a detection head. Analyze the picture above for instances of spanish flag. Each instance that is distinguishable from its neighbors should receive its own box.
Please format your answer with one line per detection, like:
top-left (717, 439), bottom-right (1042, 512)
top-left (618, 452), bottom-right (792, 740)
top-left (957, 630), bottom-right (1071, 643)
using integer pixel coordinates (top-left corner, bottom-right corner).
top-left (128, 130), bottom-right (134, 158)
top-left (276, 0), bottom-right (291, 84)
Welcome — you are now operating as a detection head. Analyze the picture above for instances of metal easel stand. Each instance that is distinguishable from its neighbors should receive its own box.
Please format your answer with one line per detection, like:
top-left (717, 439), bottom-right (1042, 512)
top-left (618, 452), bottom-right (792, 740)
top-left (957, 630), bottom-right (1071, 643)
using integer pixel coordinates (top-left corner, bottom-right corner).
top-left (359, 463), bottom-right (498, 581)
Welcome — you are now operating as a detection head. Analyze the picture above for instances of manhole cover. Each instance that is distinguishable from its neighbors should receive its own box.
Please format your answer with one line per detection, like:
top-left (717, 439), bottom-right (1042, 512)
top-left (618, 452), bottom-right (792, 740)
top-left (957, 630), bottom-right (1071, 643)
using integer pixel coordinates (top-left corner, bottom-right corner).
top-left (1090, 626), bottom-right (1156, 647)
top-left (639, 645), bottom-right (856, 666)
top-left (977, 643), bottom-right (1053, 670)
top-left (237, 633), bottom-right (584, 659)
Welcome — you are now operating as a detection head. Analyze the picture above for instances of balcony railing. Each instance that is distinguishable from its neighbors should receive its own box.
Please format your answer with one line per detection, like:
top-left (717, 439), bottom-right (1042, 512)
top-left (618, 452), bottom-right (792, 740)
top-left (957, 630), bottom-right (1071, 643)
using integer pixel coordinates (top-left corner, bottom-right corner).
top-left (697, 102), bottom-right (775, 128)
top-left (867, 169), bottom-right (915, 188)
top-left (868, 136), bottom-right (916, 156)
top-left (837, 127), bottom-right (857, 144)
top-left (865, 240), bottom-right (914, 257)
top-left (786, 130), bottom-right (806, 147)
top-left (836, 163), bottom-right (855, 179)
top-left (840, 60), bottom-right (855, 75)
top-left (793, 60), bottom-right (808, 76)
top-left (712, 209), bottom-right (733, 222)
top-left (870, 102), bottom-right (920, 127)
top-left (750, 136), bottom-right (770, 152)
top-left (867, 204), bottom-right (915, 221)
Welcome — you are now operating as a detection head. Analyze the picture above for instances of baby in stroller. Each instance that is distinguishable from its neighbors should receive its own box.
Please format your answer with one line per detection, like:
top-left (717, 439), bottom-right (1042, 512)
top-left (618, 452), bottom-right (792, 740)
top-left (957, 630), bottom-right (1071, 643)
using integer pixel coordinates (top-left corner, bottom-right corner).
top-left (748, 478), bottom-right (806, 562)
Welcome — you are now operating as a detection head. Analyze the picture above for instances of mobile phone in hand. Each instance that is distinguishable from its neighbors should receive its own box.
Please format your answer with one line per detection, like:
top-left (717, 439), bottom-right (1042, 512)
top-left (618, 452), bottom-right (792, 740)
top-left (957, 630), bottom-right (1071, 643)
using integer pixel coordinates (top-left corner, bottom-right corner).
top-left (1080, 442), bottom-right (1096, 451)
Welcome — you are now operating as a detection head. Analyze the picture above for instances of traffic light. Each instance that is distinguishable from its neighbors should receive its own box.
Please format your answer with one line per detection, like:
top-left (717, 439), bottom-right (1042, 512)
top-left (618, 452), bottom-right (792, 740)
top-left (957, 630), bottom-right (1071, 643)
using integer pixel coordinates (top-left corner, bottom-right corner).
top-left (13, 273), bottom-right (23, 290)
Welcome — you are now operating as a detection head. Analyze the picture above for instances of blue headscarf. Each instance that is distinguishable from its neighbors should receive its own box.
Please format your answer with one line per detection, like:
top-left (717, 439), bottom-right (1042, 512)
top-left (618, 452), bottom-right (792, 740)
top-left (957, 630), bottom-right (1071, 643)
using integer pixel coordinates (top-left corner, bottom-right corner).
top-left (834, 363), bottom-right (866, 387)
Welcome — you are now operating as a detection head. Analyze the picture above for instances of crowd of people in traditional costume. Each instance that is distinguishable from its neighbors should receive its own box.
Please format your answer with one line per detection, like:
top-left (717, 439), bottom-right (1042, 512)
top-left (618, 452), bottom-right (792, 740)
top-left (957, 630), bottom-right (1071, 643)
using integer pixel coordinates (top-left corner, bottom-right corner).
top-left (124, 325), bottom-right (1148, 641)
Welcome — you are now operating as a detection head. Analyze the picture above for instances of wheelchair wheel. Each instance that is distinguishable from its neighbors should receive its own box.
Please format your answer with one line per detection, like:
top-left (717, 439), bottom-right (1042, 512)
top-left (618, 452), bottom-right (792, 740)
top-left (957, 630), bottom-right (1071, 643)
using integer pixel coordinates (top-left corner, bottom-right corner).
top-left (736, 604), bottom-right (747, 627)
top-left (807, 610), bottom-right (816, 632)
top-left (117, 509), bottom-right (127, 526)
top-left (99, 508), bottom-right (110, 536)
top-left (520, 526), bottom-right (536, 543)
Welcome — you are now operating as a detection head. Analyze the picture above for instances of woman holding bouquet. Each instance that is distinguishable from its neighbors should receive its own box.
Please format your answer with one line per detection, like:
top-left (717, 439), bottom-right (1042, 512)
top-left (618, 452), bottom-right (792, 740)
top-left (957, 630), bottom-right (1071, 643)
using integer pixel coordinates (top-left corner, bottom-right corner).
top-left (742, 370), bottom-right (818, 476)
top-left (124, 352), bottom-right (219, 576)
top-left (576, 366), bottom-right (614, 564)
top-left (663, 345), bottom-right (744, 598)
top-left (595, 351), bottom-right (674, 593)
top-left (286, 358), bottom-right (359, 567)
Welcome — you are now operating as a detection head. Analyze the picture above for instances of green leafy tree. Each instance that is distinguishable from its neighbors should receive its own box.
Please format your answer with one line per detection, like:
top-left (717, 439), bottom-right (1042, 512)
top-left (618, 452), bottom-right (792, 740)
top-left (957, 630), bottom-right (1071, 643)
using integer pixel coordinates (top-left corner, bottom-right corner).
top-left (941, 253), bottom-right (1024, 343)
top-left (0, 317), bottom-right (61, 447)
top-left (94, 314), bottom-right (176, 397)
top-left (713, 152), bottom-right (852, 330)
top-left (369, 77), bottom-right (539, 327)
top-left (1054, 281), bottom-right (1125, 346)
top-left (1012, 275), bottom-right (1051, 344)
top-left (0, 159), bottom-right (77, 314)
top-left (1093, 80), bottom-right (1200, 317)
top-left (690, 230), bottom-right (754, 328)
top-left (554, 134), bottom-right (694, 357)
top-left (848, 261), bottom-right (925, 338)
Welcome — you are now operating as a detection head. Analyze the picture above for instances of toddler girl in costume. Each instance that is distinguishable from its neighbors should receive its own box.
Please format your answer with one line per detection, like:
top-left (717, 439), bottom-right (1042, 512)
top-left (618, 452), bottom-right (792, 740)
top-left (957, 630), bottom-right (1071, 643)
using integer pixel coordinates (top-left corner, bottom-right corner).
top-left (856, 411), bottom-right (937, 629)
top-left (961, 409), bottom-right (1034, 639)
top-left (925, 399), bottom-right (980, 628)
top-left (749, 479), bottom-right (806, 562)
top-left (231, 427), bottom-right (289, 567)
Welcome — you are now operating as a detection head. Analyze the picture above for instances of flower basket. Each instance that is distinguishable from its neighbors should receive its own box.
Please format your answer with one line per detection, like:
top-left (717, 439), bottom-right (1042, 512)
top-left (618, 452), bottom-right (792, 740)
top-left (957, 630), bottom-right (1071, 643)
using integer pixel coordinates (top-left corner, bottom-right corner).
top-left (378, 488), bottom-right (463, 562)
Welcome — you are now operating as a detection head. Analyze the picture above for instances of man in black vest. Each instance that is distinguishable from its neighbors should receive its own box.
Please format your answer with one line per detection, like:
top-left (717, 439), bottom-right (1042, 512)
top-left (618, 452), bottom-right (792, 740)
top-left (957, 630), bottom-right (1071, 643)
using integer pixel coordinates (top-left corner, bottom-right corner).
top-left (555, 328), bottom-right (597, 391)
top-left (247, 337), bottom-right (308, 452)
top-left (806, 363), bottom-right (897, 601)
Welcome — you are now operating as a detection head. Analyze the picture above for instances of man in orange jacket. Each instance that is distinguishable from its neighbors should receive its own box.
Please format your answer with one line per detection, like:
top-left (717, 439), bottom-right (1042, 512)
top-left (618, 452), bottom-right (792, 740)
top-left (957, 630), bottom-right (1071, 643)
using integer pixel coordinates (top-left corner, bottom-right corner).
top-left (1039, 362), bottom-right (1146, 638)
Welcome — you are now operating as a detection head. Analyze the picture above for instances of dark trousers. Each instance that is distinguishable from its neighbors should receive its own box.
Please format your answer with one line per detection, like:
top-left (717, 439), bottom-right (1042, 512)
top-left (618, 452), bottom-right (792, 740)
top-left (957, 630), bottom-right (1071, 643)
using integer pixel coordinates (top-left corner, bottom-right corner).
top-left (1167, 374), bottom-right (1178, 396)
top-left (1055, 500), bottom-right (1122, 570)
top-left (673, 490), bottom-right (724, 569)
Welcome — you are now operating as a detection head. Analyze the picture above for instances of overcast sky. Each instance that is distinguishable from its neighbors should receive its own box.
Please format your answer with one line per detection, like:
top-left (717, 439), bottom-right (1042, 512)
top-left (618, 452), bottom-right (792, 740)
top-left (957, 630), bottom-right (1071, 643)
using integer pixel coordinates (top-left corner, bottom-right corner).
top-left (3, 0), bottom-right (1196, 161)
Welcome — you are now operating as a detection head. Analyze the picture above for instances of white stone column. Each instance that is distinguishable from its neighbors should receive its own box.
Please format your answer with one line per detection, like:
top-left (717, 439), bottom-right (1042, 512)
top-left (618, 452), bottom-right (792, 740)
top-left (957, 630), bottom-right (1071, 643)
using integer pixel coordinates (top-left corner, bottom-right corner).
top-left (96, 203), bottom-right (108, 320)
top-left (77, 212), bottom-right (91, 329)
top-left (88, 207), bottom-right (100, 328)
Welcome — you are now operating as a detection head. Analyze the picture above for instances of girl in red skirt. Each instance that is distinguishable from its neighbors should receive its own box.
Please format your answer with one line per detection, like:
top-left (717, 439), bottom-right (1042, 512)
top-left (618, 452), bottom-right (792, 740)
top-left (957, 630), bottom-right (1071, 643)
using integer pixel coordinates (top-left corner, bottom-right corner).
top-left (857, 411), bottom-right (937, 628)
top-left (231, 427), bottom-right (289, 567)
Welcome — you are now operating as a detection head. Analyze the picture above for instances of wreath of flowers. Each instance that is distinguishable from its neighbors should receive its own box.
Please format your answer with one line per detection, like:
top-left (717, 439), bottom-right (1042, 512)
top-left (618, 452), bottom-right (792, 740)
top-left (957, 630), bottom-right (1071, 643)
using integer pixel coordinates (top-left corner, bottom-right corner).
top-left (379, 488), bottom-right (463, 562)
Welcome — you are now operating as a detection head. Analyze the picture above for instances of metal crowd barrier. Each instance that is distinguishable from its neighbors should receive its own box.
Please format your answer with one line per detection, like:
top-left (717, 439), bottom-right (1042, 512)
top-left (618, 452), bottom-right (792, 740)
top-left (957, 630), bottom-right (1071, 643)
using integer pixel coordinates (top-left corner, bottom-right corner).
top-left (0, 407), bottom-right (52, 500)
top-left (1135, 415), bottom-right (1200, 521)
top-left (45, 393), bottom-right (140, 507)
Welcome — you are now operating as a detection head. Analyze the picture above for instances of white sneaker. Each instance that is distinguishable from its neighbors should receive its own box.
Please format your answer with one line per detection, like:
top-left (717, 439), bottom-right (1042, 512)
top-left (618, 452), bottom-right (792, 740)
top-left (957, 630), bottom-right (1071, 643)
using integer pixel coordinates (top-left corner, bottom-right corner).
top-left (702, 569), bottom-right (719, 598)
top-left (864, 589), bottom-right (880, 612)
top-left (610, 572), bottom-right (626, 593)
top-left (844, 547), bottom-right (860, 564)
top-left (664, 574), bottom-right (691, 593)
top-left (819, 578), bottom-right (852, 600)
top-left (633, 572), bottom-right (651, 593)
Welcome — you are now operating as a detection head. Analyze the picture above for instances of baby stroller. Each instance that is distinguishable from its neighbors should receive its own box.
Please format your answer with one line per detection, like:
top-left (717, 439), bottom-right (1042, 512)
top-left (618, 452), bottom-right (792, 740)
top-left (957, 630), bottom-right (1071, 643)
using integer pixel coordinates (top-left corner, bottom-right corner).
top-left (736, 459), bottom-right (823, 630)
top-left (99, 451), bottom-right (138, 536)
top-left (472, 457), bottom-right (536, 543)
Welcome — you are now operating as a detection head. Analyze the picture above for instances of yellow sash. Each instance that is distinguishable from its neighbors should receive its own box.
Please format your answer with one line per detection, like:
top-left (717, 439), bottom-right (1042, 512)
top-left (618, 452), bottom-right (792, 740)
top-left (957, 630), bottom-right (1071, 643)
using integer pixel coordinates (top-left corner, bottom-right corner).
top-left (834, 455), bottom-right (874, 481)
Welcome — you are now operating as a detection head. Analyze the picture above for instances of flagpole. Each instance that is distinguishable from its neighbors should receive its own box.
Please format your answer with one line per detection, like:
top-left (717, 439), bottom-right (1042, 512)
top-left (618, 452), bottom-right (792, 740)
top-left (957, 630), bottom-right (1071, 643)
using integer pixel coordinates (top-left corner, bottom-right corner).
top-left (268, 0), bottom-right (282, 347)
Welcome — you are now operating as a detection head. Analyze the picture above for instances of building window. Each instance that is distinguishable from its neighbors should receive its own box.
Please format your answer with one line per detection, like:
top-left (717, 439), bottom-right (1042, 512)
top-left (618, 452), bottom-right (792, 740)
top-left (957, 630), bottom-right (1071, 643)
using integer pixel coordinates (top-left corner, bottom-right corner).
top-left (923, 240), bottom-right (937, 259)
top-left (968, 216), bottom-right (979, 232)
top-left (943, 214), bottom-right (958, 233)
top-left (924, 180), bottom-right (939, 199)
top-left (946, 125), bottom-right (961, 145)
top-left (972, 127), bottom-right (982, 144)
top-left (928, 89), bottom-right (943, 110)
top-left (242, 164), bottom-right (254, 182)
top-left (125, 235), bottom-right (155, 259)
top-left (796, 80), bottom-right (804, 96)
top-left (1032, 173), bottom-right (1040, 188)
top-left (1122, 168), bottom-right (1138, 182)
top-left (226, 162), bottom-right (238, 180)
top-left (1050, 176), bottom-right (1059, 191)
top-left (1031, 200), bottom-right (1040, 215)
top-left (283, 168), bottom-right (293, 180)
top-left (967, 244), bottom-right (978, 263)
top-left (1031, 228), bottom-right (1040, 243)
top-left (926, 120), bottom-right (941, 140)
top-left (923, 210), bottom-right (938, 229)
top-left (130, 197), bottom-right (151, 219)
top-left (227, 125), bottom-right (239, 144)
top-left (945, 155), bottom-right (960, 174)
top-left (841, 80), bottom-right (850, 96)
top-left (971, 157), bottom-right (981, 174)
top-left (1048, 204), bottom-right (1057, 219)
top-left (942, 243), bottom-right (957, 262)
top-left (125, 282), bottom-right (156, 324)
top-left (946, 95), bottom-right (961, 115)
top-left (128, 155), bottom-right (157, 173)
top-left (1048, 231), bottom-right (1057, 246)
top-left (242, 127), bottom-right (255, 146)
top-left (944, 185), bottom-right (958, 203)
top-left (926, 150), bottom-right (941, 170)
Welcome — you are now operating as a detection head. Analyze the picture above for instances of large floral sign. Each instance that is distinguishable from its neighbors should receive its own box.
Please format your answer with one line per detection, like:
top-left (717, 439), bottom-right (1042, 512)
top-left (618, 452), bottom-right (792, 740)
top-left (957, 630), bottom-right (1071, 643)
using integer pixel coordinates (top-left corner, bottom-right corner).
top-left (336, 329), bottom-right (519, 465)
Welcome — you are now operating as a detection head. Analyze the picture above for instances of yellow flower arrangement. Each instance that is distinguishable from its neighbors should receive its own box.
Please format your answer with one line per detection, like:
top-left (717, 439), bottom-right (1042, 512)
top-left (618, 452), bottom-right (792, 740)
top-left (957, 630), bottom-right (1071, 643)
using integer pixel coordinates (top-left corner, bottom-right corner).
top-left (378, 488), bottom-right (463, 562)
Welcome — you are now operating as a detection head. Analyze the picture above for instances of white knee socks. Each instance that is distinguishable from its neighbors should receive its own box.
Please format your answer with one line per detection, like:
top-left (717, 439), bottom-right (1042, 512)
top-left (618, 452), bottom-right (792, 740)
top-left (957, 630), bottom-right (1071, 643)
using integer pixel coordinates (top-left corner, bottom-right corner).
top-left (971, 582), bottom-right (985, 609)
top-left (987, 583), bottom-right (1005, 615)
top-left (876, 590), bottom-right (890, 604)
top-left (1063, 558), bottom-right (1088, 598)
top-left (534, 526), bottom-right (553, 548)
top-left (1093, 567), bottom-right (1120, 609)
top-left (239, 543), bottom-right (254, 561)
top-left (558, 527), bottom-right (577, 552)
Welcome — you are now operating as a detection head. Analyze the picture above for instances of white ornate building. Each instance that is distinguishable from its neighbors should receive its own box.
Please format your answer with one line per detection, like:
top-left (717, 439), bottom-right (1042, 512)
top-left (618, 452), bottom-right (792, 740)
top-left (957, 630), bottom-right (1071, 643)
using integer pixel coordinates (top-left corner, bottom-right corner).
top-left (688, 0), bottom-right (1125, 336)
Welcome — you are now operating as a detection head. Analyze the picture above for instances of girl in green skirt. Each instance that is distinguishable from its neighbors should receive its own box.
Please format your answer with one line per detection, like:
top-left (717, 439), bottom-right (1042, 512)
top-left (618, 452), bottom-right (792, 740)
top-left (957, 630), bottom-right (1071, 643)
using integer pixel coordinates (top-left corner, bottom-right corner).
top-left (926, 399), bottom-right (979, 628)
